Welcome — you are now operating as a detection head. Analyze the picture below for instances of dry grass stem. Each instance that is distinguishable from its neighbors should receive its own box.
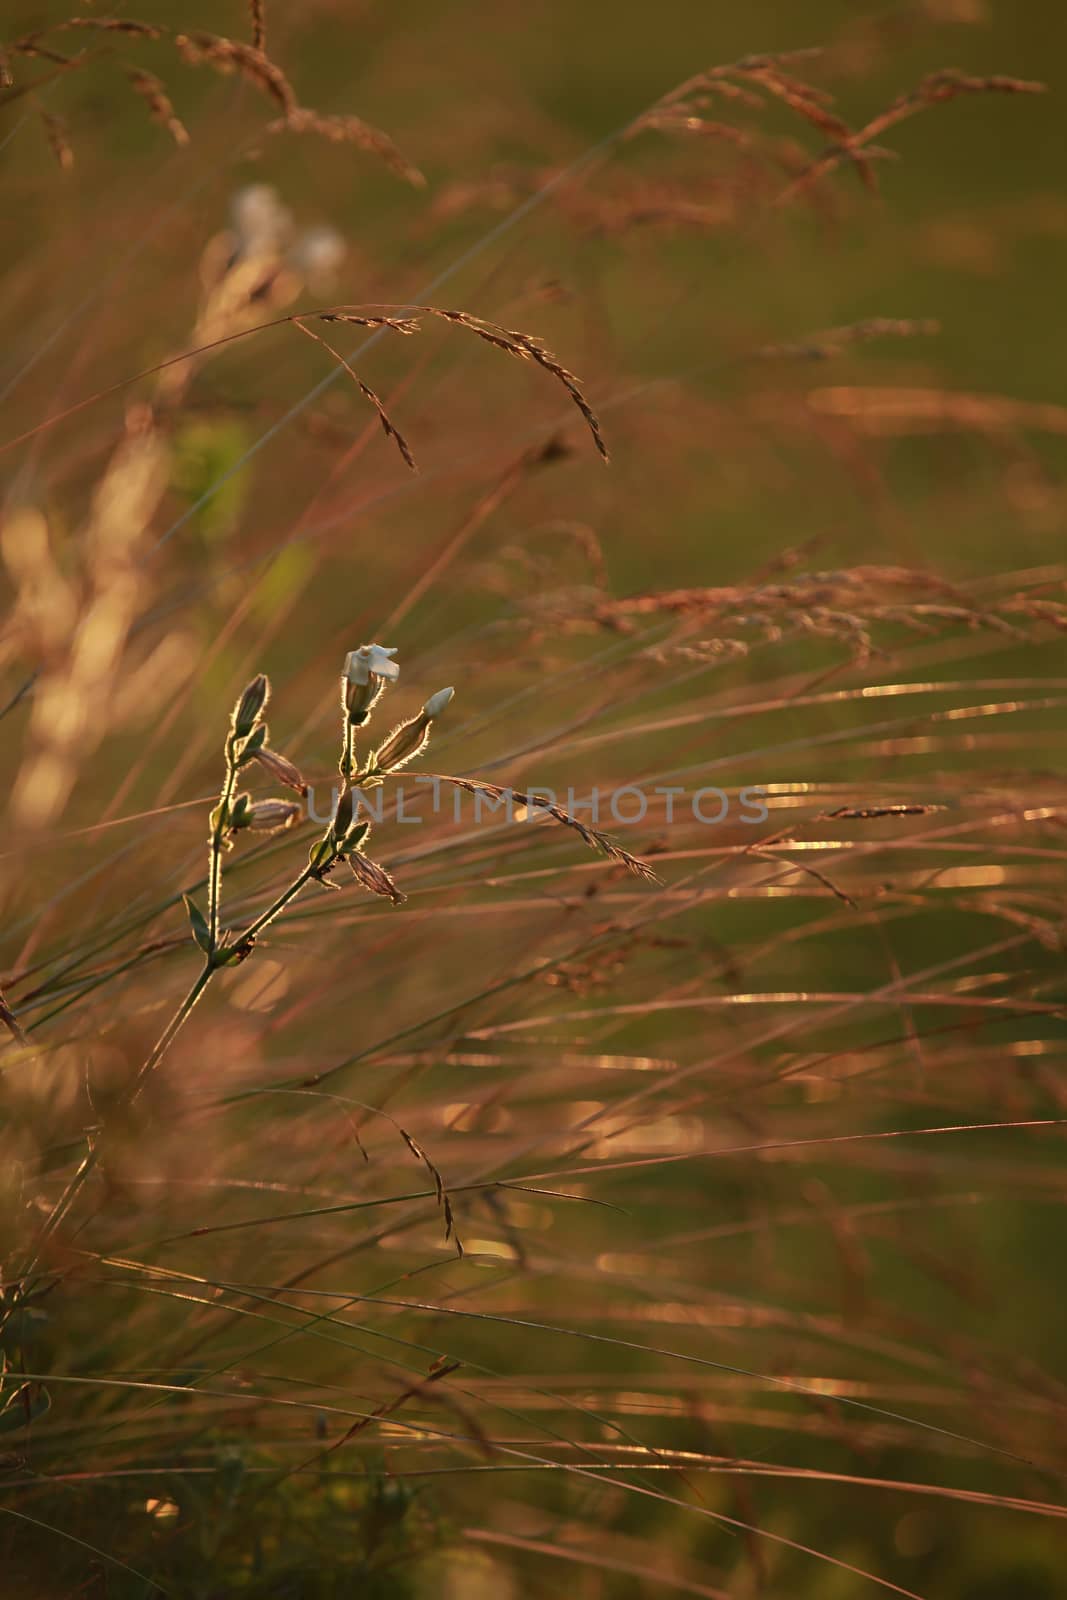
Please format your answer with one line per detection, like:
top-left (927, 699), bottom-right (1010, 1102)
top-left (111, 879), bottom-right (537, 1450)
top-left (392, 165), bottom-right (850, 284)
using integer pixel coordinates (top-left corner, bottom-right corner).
top-left (268, 108), bottom-right (425, 187)
top-left (248, 0), bottom-right (267, 53)
top-left (126, 67), bottom-right (188, 146)
top-left (426, 775), bottom-right (661, 881)
top-left (292, 318), bottom-right (417, 470)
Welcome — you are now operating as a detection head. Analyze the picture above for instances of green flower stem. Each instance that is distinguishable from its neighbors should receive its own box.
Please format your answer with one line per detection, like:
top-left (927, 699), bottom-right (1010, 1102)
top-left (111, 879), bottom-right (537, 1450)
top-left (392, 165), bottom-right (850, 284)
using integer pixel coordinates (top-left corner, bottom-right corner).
top-left (129, 958), bottom-right (215, 1103)
top-left (230, 857), bottom-right (327, 952)
top-left (207, 735), bottom-right (240, 953)
top-left (340, 716), bottom-right (356, 782)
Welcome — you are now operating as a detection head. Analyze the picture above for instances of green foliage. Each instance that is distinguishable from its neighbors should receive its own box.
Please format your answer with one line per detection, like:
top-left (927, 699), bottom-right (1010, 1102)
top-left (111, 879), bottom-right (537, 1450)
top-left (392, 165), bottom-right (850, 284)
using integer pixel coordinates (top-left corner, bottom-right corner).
top-left (171, 420), bottom-right (253, 547)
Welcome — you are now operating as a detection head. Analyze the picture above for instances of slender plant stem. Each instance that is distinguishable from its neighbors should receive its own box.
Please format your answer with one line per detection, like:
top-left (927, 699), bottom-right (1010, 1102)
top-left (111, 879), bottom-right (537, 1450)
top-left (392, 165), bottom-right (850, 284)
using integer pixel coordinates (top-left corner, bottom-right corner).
top-left (208, 742), bottom-right (239, 953)
top-left (129, 959), bottom-right (214, 1103)
top-left (341, 717), bottom-right (356, 782)
top-left (231, 861), bottom-right (323, 950)
top-left (11, 958), bottom-right (216, 1300)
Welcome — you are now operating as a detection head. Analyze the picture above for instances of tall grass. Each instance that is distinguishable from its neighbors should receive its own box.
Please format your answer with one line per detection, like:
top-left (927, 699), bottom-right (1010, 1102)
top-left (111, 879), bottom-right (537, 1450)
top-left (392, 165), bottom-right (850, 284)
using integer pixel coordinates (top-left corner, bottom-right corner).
top-left (1, 3), bottom-right (1065, 1595)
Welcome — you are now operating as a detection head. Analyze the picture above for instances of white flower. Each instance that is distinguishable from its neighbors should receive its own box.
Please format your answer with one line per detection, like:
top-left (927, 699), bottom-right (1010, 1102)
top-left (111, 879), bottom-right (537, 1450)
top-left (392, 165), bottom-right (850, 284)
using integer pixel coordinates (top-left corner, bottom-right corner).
top-left (344, 645), bottom-right (399, 687)
top-left (422, 686), bottom-right (454, 718)
top-left (289, 226), bottom-right (346, 291)
top-left (229, 184), bottom-right (292, 258)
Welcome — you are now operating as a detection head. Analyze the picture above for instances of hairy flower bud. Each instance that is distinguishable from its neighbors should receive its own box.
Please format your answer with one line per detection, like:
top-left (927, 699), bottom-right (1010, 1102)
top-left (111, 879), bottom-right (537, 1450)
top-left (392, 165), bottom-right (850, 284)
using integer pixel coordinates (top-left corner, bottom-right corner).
top-left (330, 784), bottom-right (357, 842)
top-left (232, 673), bottom-right (270, 738)
top-left (373, 711), bottom-right (431, 773)
top-left (251, 746), bottom-right (307, 795)
top-left (244, 798), bottom-right (302, 832)
top-left (374, 684), bottom-right (453, 773)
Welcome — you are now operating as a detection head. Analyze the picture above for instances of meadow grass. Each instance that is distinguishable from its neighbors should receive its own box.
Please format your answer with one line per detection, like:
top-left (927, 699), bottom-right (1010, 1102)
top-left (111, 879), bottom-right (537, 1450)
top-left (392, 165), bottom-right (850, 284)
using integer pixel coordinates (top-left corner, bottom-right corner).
top-left (1, 3), bottom-right (1065, 1595)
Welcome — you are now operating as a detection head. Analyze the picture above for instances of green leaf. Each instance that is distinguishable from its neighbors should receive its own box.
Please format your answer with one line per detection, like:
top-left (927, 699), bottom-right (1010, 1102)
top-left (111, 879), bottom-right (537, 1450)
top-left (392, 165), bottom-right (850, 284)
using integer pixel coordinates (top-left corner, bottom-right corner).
top-left (236, 723), bottom-right (269, 764)
top-left (308, 837), bottom-right (335, 870)
top-left (183, 894), bottom-right (212, 953)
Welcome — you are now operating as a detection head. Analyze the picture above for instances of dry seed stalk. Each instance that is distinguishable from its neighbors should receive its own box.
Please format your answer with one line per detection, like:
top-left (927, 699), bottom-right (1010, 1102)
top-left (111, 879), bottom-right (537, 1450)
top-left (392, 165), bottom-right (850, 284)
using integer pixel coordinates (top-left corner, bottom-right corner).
top-left (756, 317), bottom-right (940, 361)
top-left (292, 318), bottom-right (416, 470)
top-left (424, 774), bottom-right (661, 882)
top-left (750, 842), bottom-right (857, 909)
top-left (268, 108), bottom-right (425, 187)
top-left (1, 298), bottom-right (606, 465)
top-left (319, 305), bottom-right (609, 461)
top-left (777, 69), bottom-right (1046, 205)
top-left (825, 805), bottom-right (945, 821)
top-left (38, 105), bottom-right (73, 170)
top-left (7, 42), bottom-right (74, 67)
top-left (634, 52), bottom-right (1045, 212)
top-left (318, 313), bottom-right (421, 336)
top-left (422, 306), bottom-right (609, 461)
top-left (398, 1127), bottom-right (462, 1250)
top-left (808, 385), bottom-right (1067, 438)
top-left (629, 48), bottom-right (874, 177)
top-left (61, 19), bottom-right (163, 40)
top-left (127, 67), bottom-right (188, 146)
top-left (173, 31), bottom-right (295, 114)
top-left (4, 15), bottom-right (418, 181)
top-left (282, 1359), bottom-right (463, 1486)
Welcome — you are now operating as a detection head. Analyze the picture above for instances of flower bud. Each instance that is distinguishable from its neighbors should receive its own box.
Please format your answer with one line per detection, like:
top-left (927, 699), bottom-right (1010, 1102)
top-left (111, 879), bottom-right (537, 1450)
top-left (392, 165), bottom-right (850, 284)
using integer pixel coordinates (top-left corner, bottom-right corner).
top-left (374, 685), bottom-right (453, 773)
top-left (342, 644), bottom-right (399, 723)
top-left (330, 784), bottom-right (357, 842)
top-left (373, 710), bottom-right (431, 773)
top-left (244, 798), bottom-right (302, 832)
top-left (251, 746), bottom-right (307, 794)
top-left (422, 686), bottom-right (454, 718)
top-left (232, 673), bottom-right (270, 737)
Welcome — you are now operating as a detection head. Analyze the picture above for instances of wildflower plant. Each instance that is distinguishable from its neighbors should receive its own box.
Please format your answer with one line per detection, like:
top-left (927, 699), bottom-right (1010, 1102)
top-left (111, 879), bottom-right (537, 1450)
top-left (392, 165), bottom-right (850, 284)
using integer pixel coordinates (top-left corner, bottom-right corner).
top-left (191, 644), bottom-right (656, 1061)
top-left (207, 643), bottom-right (654, 945)
top-left (4, 642), bottom-right (656, 1291)
top-left (176, 647), bottom-right (465, 1054)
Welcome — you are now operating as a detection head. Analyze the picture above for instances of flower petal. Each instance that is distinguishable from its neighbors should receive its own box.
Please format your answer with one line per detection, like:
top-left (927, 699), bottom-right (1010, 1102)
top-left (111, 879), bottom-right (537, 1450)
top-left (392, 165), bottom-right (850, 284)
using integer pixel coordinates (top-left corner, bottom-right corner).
top-left (344, 644), bottom-right (400, 686)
